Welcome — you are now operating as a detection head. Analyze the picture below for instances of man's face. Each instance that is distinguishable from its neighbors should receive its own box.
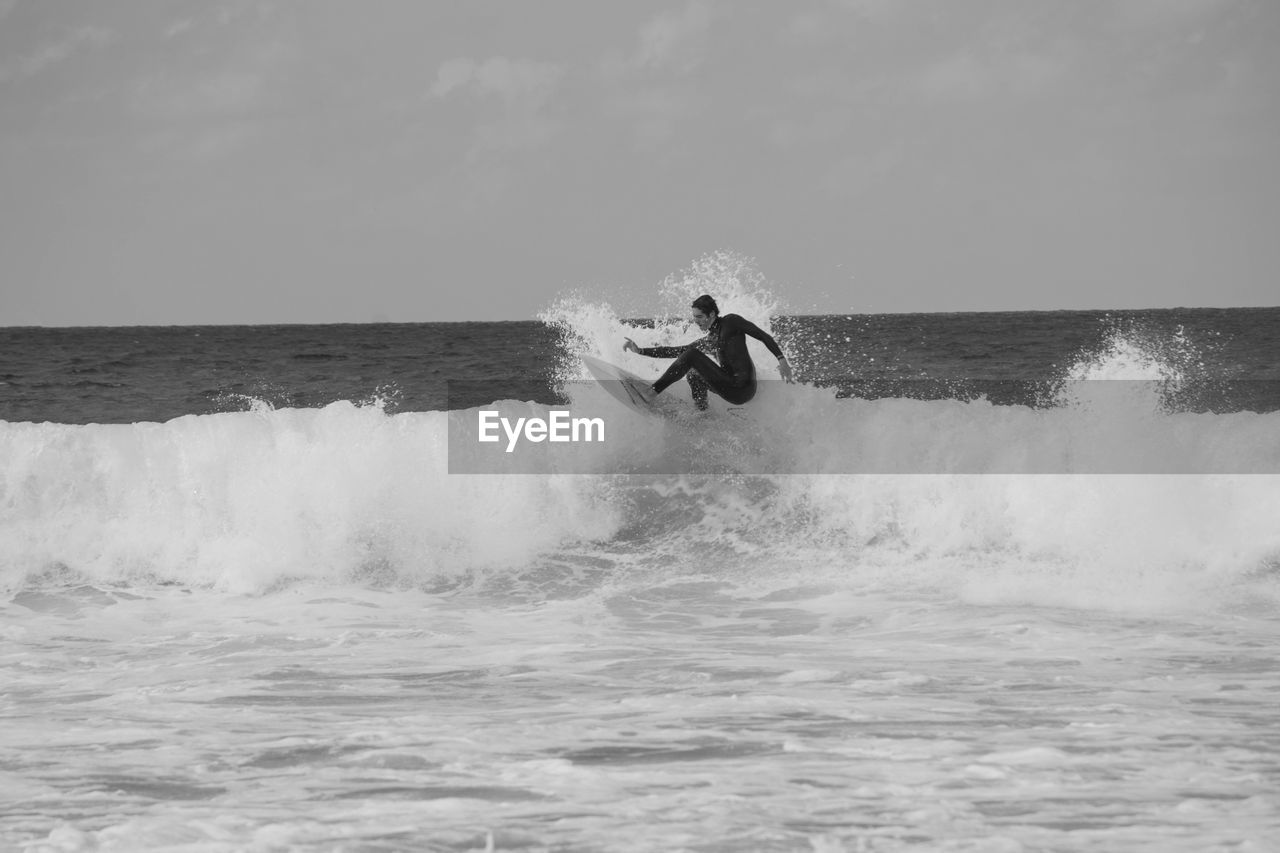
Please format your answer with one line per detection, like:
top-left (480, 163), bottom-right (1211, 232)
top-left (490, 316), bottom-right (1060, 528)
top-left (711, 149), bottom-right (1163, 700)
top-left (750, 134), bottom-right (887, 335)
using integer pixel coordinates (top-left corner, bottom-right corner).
top-left (691, 308), bottom-right (715, 331)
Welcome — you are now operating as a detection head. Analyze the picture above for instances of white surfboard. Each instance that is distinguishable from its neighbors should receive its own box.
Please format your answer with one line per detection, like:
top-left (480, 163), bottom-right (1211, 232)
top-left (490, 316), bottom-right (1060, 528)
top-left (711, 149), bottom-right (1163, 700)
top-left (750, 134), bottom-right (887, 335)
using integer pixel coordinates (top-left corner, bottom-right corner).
top-left (582, 355), bottom-right (662, 416)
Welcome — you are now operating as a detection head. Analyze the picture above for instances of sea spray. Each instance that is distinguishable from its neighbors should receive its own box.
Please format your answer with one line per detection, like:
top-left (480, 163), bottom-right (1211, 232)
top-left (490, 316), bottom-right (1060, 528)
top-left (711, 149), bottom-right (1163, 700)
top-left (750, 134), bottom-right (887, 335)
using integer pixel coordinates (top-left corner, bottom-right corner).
top-left (0, 403), bottom-right (625, 595)
top-left (539, 251), bottom-right (792, 400)
top-left (4, 394), bottom-right (1278, 610)
top-left (655, 250), bottom-right (784, 331)
top-left (1047, 316), bottom-right (1215, 413)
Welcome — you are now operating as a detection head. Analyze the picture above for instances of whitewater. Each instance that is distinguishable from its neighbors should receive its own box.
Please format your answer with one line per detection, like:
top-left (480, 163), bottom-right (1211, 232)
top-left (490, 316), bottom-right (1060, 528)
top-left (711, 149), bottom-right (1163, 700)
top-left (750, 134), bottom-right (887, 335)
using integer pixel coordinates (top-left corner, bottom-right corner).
top-left (3, 266), bottom-right (1279, 851)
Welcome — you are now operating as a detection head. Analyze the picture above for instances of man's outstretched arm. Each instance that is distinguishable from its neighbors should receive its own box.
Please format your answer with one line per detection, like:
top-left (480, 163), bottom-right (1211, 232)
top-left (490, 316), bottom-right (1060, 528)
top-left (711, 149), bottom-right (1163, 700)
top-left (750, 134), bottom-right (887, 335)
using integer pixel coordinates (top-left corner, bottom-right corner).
top-left (726, 316), bottom-right (792, 382)
top-left (624, 338), bottom-right (694, 359)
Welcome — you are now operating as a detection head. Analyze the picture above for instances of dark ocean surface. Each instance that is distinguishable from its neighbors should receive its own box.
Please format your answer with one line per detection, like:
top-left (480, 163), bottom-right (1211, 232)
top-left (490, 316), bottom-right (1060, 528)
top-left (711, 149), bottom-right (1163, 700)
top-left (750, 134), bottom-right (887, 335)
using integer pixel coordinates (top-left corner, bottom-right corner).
top-left (2, 307), bottom-right (1278, 423)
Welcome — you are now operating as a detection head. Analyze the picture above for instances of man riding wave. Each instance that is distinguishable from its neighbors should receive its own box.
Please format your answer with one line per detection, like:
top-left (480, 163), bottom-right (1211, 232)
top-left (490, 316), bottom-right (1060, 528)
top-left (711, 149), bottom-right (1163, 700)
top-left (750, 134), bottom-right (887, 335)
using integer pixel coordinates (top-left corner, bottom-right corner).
top-left (624, 294), bottom-right (792, 411)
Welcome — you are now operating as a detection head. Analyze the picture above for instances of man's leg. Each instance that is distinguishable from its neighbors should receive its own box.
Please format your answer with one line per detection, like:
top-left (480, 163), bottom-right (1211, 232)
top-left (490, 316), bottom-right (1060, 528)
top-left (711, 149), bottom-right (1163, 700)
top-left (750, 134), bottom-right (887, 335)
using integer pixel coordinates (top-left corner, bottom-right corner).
top-left (652, 348), bottom-right (748, 408)
top-left (653, 348), bottom-right (731, 393)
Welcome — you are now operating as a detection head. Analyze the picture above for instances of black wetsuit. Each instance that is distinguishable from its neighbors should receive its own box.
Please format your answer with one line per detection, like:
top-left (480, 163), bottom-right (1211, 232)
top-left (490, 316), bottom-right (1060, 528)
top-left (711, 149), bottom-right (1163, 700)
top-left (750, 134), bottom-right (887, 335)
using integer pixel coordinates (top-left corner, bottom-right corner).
top-left (637, 314), bottom-right (785, 409)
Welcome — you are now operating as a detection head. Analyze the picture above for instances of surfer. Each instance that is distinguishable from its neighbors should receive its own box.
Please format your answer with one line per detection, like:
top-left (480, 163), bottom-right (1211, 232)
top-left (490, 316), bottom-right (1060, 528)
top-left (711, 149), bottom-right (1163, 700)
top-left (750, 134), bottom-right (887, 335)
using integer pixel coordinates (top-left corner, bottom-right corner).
top-left (623, 295), bottom-right (792, 410)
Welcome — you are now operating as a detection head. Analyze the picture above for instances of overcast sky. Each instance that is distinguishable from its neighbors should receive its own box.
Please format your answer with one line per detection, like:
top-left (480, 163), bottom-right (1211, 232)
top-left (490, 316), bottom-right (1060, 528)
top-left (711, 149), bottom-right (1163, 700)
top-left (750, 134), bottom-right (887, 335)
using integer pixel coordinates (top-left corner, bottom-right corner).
top-left (1, 0), bottom-right (1276, 325)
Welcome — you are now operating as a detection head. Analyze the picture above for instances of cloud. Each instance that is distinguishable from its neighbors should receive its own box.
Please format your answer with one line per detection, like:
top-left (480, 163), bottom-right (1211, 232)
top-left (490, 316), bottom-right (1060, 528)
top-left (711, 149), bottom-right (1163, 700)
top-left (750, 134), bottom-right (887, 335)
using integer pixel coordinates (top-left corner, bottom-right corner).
top-left (632, 1), bottom-right (715, 72)
top-left (0, 25), bottom-right (114, 84)
top-left (768, 109), bottom-right (853, 150)
top-left (430, 56), bottom-right (563, 104)
top-left (831, 0), bottom-right (900, 22)
top-left (428, 56), bottom-right (566, 159)
top-left (163, 18), bottom-right (196, 40)
top-left (830, 0), bottom-right (1237, 31)
top-left (131, 39), bottom-right (296, 122)
top-left (913, 48), bottom-right (1068, 101)
top-left (141, 121), bottom-right (260, 162)
top-left (604, 86), bottom-right (694, 149)
top-left (126, 38), bottom-right (297, 163)
top-left (824, 146), bottom-right (905, 197)
top-left (472, 113), bottom-right (558, 154)
top-left (134, 68), bottom-right (265, 121)
top-left (195, 70), bottom-right (265, 114)
top-left (430, 58), bottom-right (476, 98)
top-left (1107, 0), bottom-right (1239, 30)
top-left (473, 57), bottom-right (562, 102)
top-left (589, 2), bottom-right (716, 150)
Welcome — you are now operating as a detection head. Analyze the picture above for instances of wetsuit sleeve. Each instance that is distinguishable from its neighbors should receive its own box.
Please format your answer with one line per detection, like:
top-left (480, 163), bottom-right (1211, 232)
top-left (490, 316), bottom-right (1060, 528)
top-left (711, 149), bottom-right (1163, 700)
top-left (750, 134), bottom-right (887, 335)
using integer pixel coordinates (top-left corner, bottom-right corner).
top-left (637, 343), bottom-right (694, 358)
top-left (728, 315), bottom-right (785, 359)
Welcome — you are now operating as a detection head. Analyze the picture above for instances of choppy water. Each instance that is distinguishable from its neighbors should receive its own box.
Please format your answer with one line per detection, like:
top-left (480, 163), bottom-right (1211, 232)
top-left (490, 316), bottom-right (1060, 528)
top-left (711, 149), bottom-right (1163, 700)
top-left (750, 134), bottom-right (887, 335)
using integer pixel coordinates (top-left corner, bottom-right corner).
top-left (5, 577), bottom-right (1278, 852)
top-left (2, 259), bottom-right (1279, 850)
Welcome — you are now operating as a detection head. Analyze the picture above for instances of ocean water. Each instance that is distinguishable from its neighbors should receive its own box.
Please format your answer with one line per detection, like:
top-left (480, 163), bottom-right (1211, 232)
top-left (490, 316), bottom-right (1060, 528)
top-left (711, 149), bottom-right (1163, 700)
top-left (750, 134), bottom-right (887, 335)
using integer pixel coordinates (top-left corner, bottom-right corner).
top-left (3, 271), bottom-right (1280, 851)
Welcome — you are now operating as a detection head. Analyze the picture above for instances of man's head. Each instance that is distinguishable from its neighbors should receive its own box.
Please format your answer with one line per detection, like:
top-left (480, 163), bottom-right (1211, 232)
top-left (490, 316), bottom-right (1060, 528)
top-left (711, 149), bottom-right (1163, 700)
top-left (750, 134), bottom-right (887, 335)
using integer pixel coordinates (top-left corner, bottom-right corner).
top-left (690, 294), bottom-right (719, 331)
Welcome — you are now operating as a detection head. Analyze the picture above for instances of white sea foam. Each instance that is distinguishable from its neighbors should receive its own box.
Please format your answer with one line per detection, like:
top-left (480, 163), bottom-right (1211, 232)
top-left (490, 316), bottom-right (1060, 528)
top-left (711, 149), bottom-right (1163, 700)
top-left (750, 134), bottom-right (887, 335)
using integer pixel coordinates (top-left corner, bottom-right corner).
top-left (2, 396), bottom-right (1278, 614)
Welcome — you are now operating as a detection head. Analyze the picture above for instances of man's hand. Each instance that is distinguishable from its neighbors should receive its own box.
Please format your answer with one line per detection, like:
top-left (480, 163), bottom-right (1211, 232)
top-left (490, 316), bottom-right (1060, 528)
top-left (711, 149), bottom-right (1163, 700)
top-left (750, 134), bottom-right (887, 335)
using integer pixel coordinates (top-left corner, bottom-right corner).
top-left (778, 357), bottom-right (793, 383)
top-left (623, 337), bottom-right (639, 354)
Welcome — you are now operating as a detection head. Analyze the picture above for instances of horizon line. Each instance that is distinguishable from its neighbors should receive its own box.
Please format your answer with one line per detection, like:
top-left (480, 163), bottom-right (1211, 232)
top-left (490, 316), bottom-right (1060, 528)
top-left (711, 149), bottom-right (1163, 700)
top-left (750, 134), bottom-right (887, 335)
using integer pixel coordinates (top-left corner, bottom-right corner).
top-left (5, 302), bottom-right (1274, 327)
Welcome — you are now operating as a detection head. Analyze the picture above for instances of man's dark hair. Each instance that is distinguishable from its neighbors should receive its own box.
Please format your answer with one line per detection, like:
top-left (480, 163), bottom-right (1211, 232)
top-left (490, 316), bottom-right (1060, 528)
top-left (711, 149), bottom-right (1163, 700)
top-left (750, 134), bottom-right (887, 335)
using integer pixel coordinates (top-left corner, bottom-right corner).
top-left (691, 294), bottom-right (719, 316)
